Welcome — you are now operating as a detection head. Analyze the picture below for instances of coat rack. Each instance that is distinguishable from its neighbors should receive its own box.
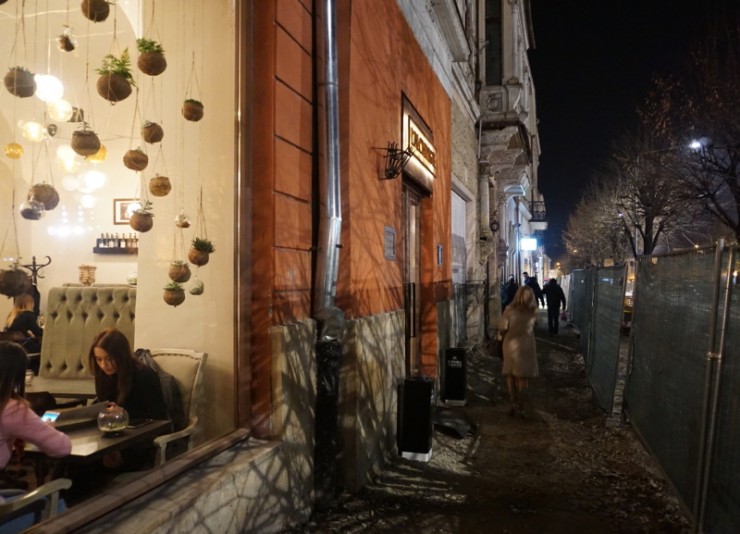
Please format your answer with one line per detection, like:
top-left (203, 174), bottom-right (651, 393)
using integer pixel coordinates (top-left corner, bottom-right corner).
top-left (20, 256), bottom-right (52, 285)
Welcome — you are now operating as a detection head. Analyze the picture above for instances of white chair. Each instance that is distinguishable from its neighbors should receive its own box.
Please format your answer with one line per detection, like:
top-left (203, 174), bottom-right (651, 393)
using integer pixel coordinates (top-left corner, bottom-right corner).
top-left (0, 478), bottom-right (71, 527)
top-left (149, 349), bottom-right (207, 466)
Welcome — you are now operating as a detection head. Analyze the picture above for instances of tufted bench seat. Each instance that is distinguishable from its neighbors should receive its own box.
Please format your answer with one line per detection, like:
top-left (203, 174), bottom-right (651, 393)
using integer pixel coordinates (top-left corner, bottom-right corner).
top-left (28, 286), bottom-right (136, 398)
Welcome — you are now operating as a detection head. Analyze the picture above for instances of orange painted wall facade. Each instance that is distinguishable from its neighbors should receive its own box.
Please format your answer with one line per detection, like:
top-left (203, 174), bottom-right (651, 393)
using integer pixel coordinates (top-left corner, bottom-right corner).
top-left (250, 0), bottom-right (452, 430)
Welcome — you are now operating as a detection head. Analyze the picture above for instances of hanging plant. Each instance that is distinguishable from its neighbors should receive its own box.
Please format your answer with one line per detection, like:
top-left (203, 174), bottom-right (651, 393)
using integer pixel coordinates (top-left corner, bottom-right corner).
top-left (149, 174), bottom-right (171, 197)
top-left (19, 199), bottom-right (45, 220)
top-left (188, 237), bottom-right (214, 267)
top-left (28, 183), bottom-right (60, 211)
top-left (71, 126), bottom-right (101, 156)
top-left (136, 38), bottom-right (167, 76)
top-left (141, 121), bottom-right (164, 144)
top-left (4, 67), bottom-right (36, 98)
top-left (81, 0), bottom-right (110, 23)
top-left (189, 278), bottom-right (204, 296)
top-left (163, 282), bottom-right (185, 307)
top-left (174, 210), bottom-right (191, 228)
top-left (129, 201), bottom-right (154, 233)
top-left (96, 49), bottom-right (135, 103)
top-left (123, 148), bottom-right (148, 171)
top-left (182, 99), bottom-right (204, 122)
top-left (168, 261), bottom-right (191, 283)
top-left (0, 265), bottom-right (32, 298)
top-left (56, 26), bottom-right (77, 52)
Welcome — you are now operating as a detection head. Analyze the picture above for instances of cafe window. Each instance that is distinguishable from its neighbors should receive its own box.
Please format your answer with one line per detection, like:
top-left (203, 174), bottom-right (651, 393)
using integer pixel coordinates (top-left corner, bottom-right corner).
top-left (0, 0), bottom-right (240, 511)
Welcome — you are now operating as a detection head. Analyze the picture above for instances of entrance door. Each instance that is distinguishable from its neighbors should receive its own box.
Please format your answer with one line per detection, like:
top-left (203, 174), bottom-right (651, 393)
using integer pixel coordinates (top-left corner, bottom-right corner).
top-left (403, 183), bottom-right (422, 376)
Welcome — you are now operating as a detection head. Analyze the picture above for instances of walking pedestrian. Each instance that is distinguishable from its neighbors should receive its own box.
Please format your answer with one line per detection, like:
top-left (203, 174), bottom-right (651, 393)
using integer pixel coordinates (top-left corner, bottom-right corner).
top-left (498, 286), bottom-right (538, 418)
top-left (542, 278), bottom-right (567, 335)
top-left (501, 275), bottom-right (518, 311)
top-left (522, 271), bottom-right (545, 308)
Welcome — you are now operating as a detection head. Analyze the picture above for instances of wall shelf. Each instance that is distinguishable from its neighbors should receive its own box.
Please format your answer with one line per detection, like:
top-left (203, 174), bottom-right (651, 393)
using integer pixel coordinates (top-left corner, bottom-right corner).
top-left (92, 247), bottom-right (138, 255)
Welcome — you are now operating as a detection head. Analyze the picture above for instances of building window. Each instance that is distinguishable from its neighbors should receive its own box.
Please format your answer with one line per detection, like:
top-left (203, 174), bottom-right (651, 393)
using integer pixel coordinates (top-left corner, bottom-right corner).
top-left (485, 0), bottom-right (502, 86)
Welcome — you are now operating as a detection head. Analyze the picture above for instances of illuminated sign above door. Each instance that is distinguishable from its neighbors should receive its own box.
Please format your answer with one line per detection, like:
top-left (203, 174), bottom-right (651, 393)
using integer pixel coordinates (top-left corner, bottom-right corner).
top-left (401, 95), bottom-right (436, 194)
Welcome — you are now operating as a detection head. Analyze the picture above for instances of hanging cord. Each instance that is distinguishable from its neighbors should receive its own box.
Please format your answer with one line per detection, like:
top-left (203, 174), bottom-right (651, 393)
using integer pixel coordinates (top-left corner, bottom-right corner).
top-left (193, 188), bottom-right (208, 239)
top-left (0, 171), bottom-right (22, 264)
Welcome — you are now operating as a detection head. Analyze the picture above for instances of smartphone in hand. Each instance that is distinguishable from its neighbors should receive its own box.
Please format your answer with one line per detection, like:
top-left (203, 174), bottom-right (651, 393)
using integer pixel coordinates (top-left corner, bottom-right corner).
top-left (41, 411), bottom-right (60, 423)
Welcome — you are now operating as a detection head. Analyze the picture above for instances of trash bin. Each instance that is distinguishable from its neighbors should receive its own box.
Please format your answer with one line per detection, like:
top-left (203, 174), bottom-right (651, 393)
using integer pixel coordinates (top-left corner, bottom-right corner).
top-left (397, 376), bottom-right (434, 462)
top-left (442, 348), bottom-right (466, 406)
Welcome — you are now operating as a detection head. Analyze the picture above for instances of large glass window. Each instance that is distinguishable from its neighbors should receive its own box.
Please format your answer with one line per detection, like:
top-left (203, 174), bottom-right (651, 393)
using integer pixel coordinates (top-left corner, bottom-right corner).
top-left (485, 0), bottom-right (503, 85)
top-left (0, 0), bottom-right (238, 501)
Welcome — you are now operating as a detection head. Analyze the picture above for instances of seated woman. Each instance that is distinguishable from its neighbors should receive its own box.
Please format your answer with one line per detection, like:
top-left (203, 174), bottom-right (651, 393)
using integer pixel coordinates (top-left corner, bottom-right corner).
top-left (88, 328), bottom-right (169, 470)
top-left (3, 295), bottom-right (42, 358)
top-left (0, 341), bottom-right (71, 533)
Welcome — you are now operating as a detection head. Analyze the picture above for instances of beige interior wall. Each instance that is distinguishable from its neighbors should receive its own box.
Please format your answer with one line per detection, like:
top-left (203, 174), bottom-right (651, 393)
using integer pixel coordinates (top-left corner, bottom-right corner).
top-left (0, 1), bottom-right (236, 441)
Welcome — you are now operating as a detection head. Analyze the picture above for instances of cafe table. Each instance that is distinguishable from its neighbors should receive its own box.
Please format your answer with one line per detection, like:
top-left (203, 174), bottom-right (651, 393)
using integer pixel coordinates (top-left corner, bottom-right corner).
top-left (24, 419), bottom-right (171, 486)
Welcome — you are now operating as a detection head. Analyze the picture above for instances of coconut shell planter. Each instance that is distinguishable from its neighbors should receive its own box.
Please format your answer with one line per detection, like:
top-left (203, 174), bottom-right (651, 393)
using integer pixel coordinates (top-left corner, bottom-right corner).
top-left (163, 283), bottom-right (186, 307)
top-left (136, 38), bottom-right (167, 76)
top-left (149, 175), bottom-right (171, 197)
top-left (141, 121), bottom-right (164, 144)
top-left (0, 267), bottom-right (32, 298)
top-left (168, 262), bottom-right (191, 283)
top-left (123, 148), bottom-right (148, 171)
top-left (4, 67), bottom-right (36, 98)
top-left (97, 73), bottom-right (132, 103)
top-left (182, 100), bottom-right (204, 122)
top-left (81, 0), bottom-right (110, 22)
top-left (28, 183), bottom-right (60, 210)
top-left (188, 237), bottom-right (215, 267)
top-left (129, 202), bottom-right (154, 233)
top-left (71, 129), bottom-right (101, 156)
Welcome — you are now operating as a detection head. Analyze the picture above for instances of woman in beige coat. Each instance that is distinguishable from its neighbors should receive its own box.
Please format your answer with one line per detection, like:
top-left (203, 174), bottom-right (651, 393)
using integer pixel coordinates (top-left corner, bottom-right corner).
top-left (498, 285), bottom-right (538, 417)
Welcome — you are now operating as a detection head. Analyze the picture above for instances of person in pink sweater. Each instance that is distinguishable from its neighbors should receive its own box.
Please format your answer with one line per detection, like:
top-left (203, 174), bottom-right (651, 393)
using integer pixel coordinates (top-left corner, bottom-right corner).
top-left (0, 341), bottom-right (71, 468)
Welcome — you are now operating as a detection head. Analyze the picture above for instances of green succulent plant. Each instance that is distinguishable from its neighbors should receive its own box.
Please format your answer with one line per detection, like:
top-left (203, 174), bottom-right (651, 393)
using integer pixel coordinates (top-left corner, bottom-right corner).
top-left (163, 281), bottom-right (183, 291)
top-left (191, 237), bottom-right (215, 253)
top-left (184, 98), bottom-right (203, 106)
top-left (133, 200), bottom-right (154, 214)
top-left (136, 38), bottom-right (164, 54)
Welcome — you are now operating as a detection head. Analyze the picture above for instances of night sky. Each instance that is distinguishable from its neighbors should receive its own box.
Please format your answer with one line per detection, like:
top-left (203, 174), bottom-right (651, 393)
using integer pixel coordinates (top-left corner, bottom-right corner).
top-left (528, 0), bottom-right (737, 259)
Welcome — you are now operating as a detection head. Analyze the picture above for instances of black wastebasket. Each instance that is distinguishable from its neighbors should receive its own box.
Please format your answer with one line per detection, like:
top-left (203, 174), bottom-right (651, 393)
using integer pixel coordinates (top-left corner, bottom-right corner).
top-left (397, 376), bottom-right (434, 462)
top-left (442, 348), bottom-right (466, 405)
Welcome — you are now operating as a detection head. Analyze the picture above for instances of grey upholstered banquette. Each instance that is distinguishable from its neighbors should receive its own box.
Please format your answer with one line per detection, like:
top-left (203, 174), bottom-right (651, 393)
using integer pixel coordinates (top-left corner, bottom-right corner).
top-left (33, 286), bottom-right (136, 394)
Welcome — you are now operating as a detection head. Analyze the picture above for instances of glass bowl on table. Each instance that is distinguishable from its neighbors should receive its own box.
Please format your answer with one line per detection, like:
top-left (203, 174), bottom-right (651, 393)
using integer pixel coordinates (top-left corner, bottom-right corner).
top-left (97, 404), bottom-right (129, 435)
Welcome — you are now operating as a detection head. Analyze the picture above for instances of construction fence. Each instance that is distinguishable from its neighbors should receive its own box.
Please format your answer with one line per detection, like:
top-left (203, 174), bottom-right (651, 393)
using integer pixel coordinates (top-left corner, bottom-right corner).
top-left (565, 244), bottom-right (740, 534)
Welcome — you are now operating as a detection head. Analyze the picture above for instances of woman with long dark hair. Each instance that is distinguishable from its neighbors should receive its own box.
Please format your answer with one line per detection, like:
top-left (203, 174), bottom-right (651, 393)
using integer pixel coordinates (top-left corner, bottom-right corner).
top-left (88, 328), bottom-right (168, 422)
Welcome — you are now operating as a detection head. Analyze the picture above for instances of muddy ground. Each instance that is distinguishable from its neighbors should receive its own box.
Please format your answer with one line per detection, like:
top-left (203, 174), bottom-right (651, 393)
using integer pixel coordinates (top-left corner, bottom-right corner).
top-left (282, 317), bottom-right (692, 533)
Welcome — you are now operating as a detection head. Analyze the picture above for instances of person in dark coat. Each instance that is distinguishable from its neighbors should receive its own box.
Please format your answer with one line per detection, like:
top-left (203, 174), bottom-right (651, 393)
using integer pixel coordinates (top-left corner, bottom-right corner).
top-left (522, 272), bottom-right (545, 308)
top-left (542, 278), bottom-right (567, 335)
top-left (501, 275), bottom-right (518, 311)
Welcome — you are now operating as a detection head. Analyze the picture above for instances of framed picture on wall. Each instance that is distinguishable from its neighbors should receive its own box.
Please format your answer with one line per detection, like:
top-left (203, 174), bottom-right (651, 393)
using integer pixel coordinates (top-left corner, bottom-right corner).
top-left (113, 198), bottom-right (140, 225)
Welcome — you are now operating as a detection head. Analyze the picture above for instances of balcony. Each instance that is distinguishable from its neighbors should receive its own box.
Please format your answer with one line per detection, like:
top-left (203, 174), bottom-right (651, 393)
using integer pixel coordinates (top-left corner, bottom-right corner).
top-left (530, 201), bottom-right (547, 231)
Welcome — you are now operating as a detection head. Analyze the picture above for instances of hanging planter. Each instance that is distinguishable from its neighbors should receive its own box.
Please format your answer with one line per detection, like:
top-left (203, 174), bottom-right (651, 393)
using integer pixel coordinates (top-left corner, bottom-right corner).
top-left (163, 282), bottom-right (185, 307)
top-left (123, 148), bottom-right (148, 171)
top-left (0, 266), bottom-right (31, 298)
top-left (56, 26), bottom-right (77, 52)
top-left (71, 127), bottom-right (101, 156)
top-left (29, 183), bottom-right (60, 211)
top-left (188, 237), bottom-right (214, 267)
top-left (168, 261), bottom-right (191, 283)
top-left (149, 174), bottom-right (171, 197)
top-left (81, 0), bottom-right (110, 22)
top-left (136, 38), bottom-right (167, 76)
top-left (174, 210), bottom-right (191, 228)
top-left (4, 67), bottom-right (36, 98)
top-left (141, 121), bottom-right (164, 144)
top-left (182, 99), bottom-right (204, 122)
top-left (129, 201), bottom-right (154, 233)
top-left (189, 278), bottom-right (204, 296)
top-left (96, 49), bottom-right (135, 103)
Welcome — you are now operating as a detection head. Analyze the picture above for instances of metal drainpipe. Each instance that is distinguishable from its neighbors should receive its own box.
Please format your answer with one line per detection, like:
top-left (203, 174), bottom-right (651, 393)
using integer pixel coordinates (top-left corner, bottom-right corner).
top-left (313, 0), bottom-right (344, 511)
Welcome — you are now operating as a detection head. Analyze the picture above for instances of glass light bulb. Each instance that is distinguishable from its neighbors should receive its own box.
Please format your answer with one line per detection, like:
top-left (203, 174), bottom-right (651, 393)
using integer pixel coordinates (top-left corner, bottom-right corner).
top-left (21, 121), bottom-right (46, 142)
top-left (56, 144), bottom-right (76, 161)
top-left (82, 170), bottom-right (106, 189)
top-left (34, 74), bottom-right (64, 103)
top-left (48, 99), bottom-right (74, 121)
top-left (86, 144), bottom-right (107, 163)
top-left (4, 142), bottom-right (24, 159)
top-left (80, 194), bottom-right (97, 209)
top-left (61, 159), bottom-right (79, 173)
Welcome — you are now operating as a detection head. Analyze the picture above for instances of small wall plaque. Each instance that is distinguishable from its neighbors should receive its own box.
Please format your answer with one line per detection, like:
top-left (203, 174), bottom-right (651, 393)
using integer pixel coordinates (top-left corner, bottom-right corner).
top-left (384, 227), bottom-right (396, 260)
